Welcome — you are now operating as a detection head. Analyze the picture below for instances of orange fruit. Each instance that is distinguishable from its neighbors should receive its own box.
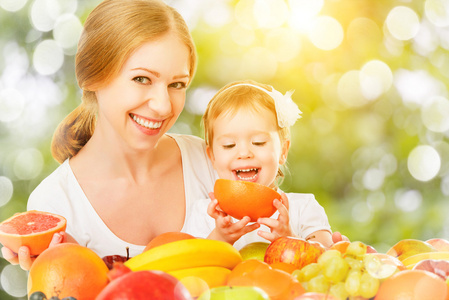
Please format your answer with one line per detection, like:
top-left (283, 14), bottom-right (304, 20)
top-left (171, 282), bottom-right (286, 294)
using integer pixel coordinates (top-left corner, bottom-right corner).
top-left (270, 262), bottom-right (298, 274)
top-left (375, 269), bottom-right (449, 300)
top-left (28, 243), bottom-right (109, 300)
top-left (329, 240), bottom-right (350, 254)
top-left (143, 232), bottom-right (196, 252)
top-left (214, 179), bottom-right (281, 222)
top-left (228, 259), bottom-right (305, 300)
top-left (0, 210), bottom-right (66, 255)
top-left (228, 259), bottom-right (271, 283)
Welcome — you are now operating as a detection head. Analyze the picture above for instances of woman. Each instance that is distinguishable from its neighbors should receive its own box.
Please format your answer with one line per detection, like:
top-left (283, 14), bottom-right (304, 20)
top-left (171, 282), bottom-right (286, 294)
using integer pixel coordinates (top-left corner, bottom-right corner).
top-left (1, 0), bottom-right (217, 270)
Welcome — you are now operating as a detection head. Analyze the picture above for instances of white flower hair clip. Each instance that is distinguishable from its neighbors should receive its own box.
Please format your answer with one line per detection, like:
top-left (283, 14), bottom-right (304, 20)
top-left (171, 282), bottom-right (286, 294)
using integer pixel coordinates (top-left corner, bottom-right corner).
top-left (225, 83), bottom-right (302, 128)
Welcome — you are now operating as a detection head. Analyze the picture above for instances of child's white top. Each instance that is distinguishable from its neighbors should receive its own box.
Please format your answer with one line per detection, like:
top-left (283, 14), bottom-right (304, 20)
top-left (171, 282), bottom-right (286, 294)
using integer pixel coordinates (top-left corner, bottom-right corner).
top-left (183, 192), bottom-right (332, 250)
top-left (27, 134), bottom-right (218, 258)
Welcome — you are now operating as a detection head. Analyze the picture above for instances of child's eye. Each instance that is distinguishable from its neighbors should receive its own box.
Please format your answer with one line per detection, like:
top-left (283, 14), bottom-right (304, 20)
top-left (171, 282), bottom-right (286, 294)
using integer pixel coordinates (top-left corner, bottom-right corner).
top-left (222, 144), bottom-right (235, 149)
top-left (253, 141), bottom-right (266, 146)
top-left (169, 82), bottom-right (187, 89)
top-left (133, 76), bottom-right (151, 84)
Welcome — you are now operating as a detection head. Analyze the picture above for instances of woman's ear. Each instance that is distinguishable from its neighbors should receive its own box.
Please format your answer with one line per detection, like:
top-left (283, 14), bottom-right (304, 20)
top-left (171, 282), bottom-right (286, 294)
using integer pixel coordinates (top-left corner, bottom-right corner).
top-left (279, 139), bottom-right (291, 165)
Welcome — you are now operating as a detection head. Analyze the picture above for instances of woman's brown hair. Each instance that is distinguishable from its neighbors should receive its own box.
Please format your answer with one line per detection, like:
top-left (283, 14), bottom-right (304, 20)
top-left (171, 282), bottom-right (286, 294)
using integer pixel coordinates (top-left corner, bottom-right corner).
top-left (51, 0), bottom-right (197, 163)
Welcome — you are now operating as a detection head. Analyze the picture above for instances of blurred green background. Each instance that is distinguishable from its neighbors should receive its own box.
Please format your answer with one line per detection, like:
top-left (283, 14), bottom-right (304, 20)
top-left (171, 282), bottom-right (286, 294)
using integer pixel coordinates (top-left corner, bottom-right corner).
top-left (1, 0), bottom-right (449, 298)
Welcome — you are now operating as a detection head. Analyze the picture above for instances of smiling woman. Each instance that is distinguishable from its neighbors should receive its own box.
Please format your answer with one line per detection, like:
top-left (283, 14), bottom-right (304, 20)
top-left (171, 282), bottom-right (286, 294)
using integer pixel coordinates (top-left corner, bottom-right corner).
top-left (1, 0), bottom-right (218, 272)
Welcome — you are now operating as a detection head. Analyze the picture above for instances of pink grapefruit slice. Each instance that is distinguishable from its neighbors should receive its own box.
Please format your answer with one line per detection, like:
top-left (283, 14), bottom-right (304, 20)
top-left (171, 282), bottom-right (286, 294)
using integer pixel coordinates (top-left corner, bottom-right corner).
top-left (0, 210), bottom-right (67, 255)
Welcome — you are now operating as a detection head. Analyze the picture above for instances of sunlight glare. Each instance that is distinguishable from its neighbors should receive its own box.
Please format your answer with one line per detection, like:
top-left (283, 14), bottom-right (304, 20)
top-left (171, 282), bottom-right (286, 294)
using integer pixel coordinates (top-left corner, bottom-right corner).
top-left (254, 0), bottom-right (288, 29)
top-left (288, 0), bottom-right (324, 31)
top-left (264, 28), bottom-right (301, 62)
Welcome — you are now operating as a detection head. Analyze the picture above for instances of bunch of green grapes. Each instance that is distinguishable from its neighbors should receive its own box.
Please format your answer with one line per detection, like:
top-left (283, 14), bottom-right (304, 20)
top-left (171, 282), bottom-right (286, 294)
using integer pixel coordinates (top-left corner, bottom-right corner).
top-left (292, 242), bottom-right (380, 300)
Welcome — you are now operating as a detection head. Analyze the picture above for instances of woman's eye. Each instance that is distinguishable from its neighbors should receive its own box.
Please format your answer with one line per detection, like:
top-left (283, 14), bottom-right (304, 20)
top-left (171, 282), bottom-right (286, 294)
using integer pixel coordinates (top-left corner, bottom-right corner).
top-left (133, 76), bottom-right (150, 84)
top-left (169, 82), bottom-right (187, 89)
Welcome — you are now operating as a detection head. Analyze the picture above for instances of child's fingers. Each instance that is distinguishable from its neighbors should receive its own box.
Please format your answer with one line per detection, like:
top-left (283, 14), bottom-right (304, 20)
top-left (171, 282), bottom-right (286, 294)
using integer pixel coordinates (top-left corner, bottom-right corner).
top-left (257, 217), bottom-right (279, 229)
top-left (280, 193), bottom-right (289, 210)
top-left (207, 199), bottom-right (225, 218)
top-left (273, 199), bottom-right (289, 222)
top-left (257, 230), bottom-right (277, 242)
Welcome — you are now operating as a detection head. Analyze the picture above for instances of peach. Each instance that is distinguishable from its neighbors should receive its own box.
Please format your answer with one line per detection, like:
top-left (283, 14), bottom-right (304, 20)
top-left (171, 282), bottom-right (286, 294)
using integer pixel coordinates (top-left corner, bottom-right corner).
top-left (426, 238), bottom-right (449, 252)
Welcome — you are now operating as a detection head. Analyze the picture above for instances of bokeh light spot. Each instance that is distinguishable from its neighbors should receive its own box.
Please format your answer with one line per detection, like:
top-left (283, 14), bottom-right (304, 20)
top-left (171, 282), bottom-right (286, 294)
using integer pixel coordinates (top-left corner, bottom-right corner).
top-left (53, 14), bottom-right (83, 51)
top-left (0, 88), bottom-right (25, 123)
top-left (13, 148), bottom-right (44, 180)
top-left (425, 0), bottom-right (449, 27)
top-left (386, 6), bottom-right (421, 41)
top-left (359, 60), bottom-right (393, 100)
top-left (0, 176), bottom-right (14, 207)
top-left (421, 96), bottom-right (449, 132)
top-left (363, 168), bottom-right (385, 191)
top-left (394, 189), bottom-right (422, 212)
top-left (203, 2), bottom-right (232, 28)
top-left (308, 16), bottom-right (344, 50)
top-left (366, 192), bottom-right (386, 211)
top-left (352, 201), bottom-right (372, 223)
top-left (0, 265), bottom-right (27, 298)
top-left (408, 145), bottom-right (441, 181)
top-left (30, 0), bottom-right (60, 32)
top-left (0, 0), bottom-right (27, 12)
top-left (33, 39), bottom-right (64, 75)
top-left (264, 28), bottom-right (301, 62)
top-left (337, 70), bottom-right (367, 108)
top-left (254, 0), bottom-right (288, 29)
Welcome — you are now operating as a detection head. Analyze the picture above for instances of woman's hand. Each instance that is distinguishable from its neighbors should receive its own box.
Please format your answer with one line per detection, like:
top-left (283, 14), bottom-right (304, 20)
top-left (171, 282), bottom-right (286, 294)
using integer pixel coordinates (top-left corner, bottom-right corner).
top-left (257, 193), bottom-right (294, 242)
top-left (207, 193), bottom-right (260, 244)
top-left (1, 231), bottom-right (66, 270)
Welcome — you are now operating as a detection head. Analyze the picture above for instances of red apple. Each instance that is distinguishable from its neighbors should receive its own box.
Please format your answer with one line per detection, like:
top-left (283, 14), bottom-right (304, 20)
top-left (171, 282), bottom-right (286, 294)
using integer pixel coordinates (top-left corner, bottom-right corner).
top-left (107, 262), bottom-right (132, 282)
top-left (294, 292), bottom-right (338, 300)
top-left (413, 259), bottom-right (449, 280)
top-left (426, 238), bottom-right (449, 252)
top-left (96, 270), bottom-right (193, 300)
top-left (264, 236), bottom-right (325, 269)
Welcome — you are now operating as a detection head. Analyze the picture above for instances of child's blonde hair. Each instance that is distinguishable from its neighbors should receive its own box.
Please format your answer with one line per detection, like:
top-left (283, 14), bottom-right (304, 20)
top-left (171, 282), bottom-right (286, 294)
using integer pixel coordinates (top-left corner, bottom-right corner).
top-left (51, 0), bottom-right (196, 163)
top-left (202, 80), bottom-right (292, 182)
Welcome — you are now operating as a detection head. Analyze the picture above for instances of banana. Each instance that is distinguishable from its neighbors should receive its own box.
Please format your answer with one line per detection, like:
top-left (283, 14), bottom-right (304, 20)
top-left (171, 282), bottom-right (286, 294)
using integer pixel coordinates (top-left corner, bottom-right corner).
top-left (402, 251), bottom-right (449, 268)
top-left (124, 238), bottom-right (242, 272)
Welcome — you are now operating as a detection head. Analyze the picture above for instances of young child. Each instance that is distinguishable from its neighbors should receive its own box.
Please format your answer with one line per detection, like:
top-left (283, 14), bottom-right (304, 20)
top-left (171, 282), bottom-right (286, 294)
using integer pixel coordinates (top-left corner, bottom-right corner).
top-left (184, 80), bottom-right (334, 249)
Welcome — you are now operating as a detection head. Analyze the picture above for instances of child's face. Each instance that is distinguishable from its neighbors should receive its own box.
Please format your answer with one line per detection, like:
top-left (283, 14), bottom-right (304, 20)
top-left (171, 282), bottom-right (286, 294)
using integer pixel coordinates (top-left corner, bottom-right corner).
top-left (207, 106), bottom-right (290, 189)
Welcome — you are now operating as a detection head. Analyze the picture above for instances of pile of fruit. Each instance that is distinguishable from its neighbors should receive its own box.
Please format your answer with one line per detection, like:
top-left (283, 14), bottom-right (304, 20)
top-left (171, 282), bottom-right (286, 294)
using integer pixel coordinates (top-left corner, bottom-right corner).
top-left (3, 211), bottom-right (449, 299)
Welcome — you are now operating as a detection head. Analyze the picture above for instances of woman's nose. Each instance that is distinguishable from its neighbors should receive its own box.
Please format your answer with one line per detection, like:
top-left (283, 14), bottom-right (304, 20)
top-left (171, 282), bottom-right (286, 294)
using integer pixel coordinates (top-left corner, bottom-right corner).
top-left (147, 86), bottom-right (171, 117)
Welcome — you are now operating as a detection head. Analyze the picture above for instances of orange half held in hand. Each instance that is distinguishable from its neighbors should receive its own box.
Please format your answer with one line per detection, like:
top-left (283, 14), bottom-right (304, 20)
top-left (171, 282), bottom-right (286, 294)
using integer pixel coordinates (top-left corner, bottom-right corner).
top-left (214, 179), bottom-right (281, 222)
top-left (0, 210), bottom-right (66, 255)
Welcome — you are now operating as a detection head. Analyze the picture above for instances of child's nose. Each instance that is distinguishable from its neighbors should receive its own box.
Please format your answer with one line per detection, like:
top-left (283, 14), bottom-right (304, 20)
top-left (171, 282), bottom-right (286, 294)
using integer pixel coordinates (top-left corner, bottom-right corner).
top-left (237, 145), bottom-right (254, 159)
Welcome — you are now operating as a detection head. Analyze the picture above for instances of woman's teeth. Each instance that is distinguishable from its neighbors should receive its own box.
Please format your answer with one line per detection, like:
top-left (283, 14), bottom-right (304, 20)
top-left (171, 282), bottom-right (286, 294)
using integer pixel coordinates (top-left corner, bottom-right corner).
top-left (132, 115), bottom-right (162, 129)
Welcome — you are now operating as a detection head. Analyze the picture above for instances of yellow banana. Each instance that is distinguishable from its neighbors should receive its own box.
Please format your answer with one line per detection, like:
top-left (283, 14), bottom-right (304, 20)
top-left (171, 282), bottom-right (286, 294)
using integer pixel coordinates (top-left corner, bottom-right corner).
top-left (168, 266), bottom-right (231, 298)
top-left (402, 251), bottom-right (449, 268)
top-left (125, 238), bottom-right (242, 272)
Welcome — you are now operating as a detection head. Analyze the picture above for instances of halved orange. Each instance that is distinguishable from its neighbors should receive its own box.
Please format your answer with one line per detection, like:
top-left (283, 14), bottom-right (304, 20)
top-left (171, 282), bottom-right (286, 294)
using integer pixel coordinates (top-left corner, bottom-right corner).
top-left (214, 179), bottom-right (281, 222)
top-left (0, 210), bottom-right (66, 255)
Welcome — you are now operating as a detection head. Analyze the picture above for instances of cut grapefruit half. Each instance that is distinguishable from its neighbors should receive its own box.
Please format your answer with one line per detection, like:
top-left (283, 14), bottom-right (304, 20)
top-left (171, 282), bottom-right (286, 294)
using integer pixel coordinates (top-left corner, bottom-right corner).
top-left (0, 210), bottom-right (66, 255)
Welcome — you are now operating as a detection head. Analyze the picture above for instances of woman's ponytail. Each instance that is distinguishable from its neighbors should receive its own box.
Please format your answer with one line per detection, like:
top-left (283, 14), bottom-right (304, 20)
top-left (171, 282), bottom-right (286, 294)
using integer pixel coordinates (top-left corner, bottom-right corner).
top-left (51, 91), bottom-right (97, 164)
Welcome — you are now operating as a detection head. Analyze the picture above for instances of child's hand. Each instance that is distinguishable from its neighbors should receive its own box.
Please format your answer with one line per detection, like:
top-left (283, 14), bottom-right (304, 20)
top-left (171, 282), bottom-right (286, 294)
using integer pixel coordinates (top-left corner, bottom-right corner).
top-left (257, 193), bottom-right (294, 242)
top-left (1, 231), bottom-right (66, 270)
top-left (207, 193), bottom-right (260, 244)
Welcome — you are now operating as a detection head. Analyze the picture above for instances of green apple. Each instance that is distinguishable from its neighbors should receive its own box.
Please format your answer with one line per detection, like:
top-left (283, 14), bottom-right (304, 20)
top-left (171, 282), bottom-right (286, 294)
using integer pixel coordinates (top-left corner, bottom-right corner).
top-left (239, 242), bottom-right (270, 261)
top-left (197, 286), bottom-right (269, 300)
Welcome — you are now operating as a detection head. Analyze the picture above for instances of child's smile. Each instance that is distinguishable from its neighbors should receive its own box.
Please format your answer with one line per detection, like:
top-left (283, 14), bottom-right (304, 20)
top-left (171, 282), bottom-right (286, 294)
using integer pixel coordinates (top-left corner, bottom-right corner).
top-left (234, 167), bottom-right (260, 182)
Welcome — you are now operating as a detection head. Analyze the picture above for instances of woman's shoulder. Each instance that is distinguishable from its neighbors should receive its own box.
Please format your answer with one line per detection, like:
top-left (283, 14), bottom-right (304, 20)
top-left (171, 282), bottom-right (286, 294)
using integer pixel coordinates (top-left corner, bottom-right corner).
top-left (28, 160), bottom-right (74, 208)
top-left (167, 133), bottom-right (205, 148)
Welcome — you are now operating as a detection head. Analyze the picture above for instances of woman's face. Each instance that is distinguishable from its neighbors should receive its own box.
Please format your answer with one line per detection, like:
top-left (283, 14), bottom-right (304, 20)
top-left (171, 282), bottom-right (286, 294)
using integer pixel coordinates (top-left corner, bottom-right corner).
top-left (94, 32), bottom-right (190, 151)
